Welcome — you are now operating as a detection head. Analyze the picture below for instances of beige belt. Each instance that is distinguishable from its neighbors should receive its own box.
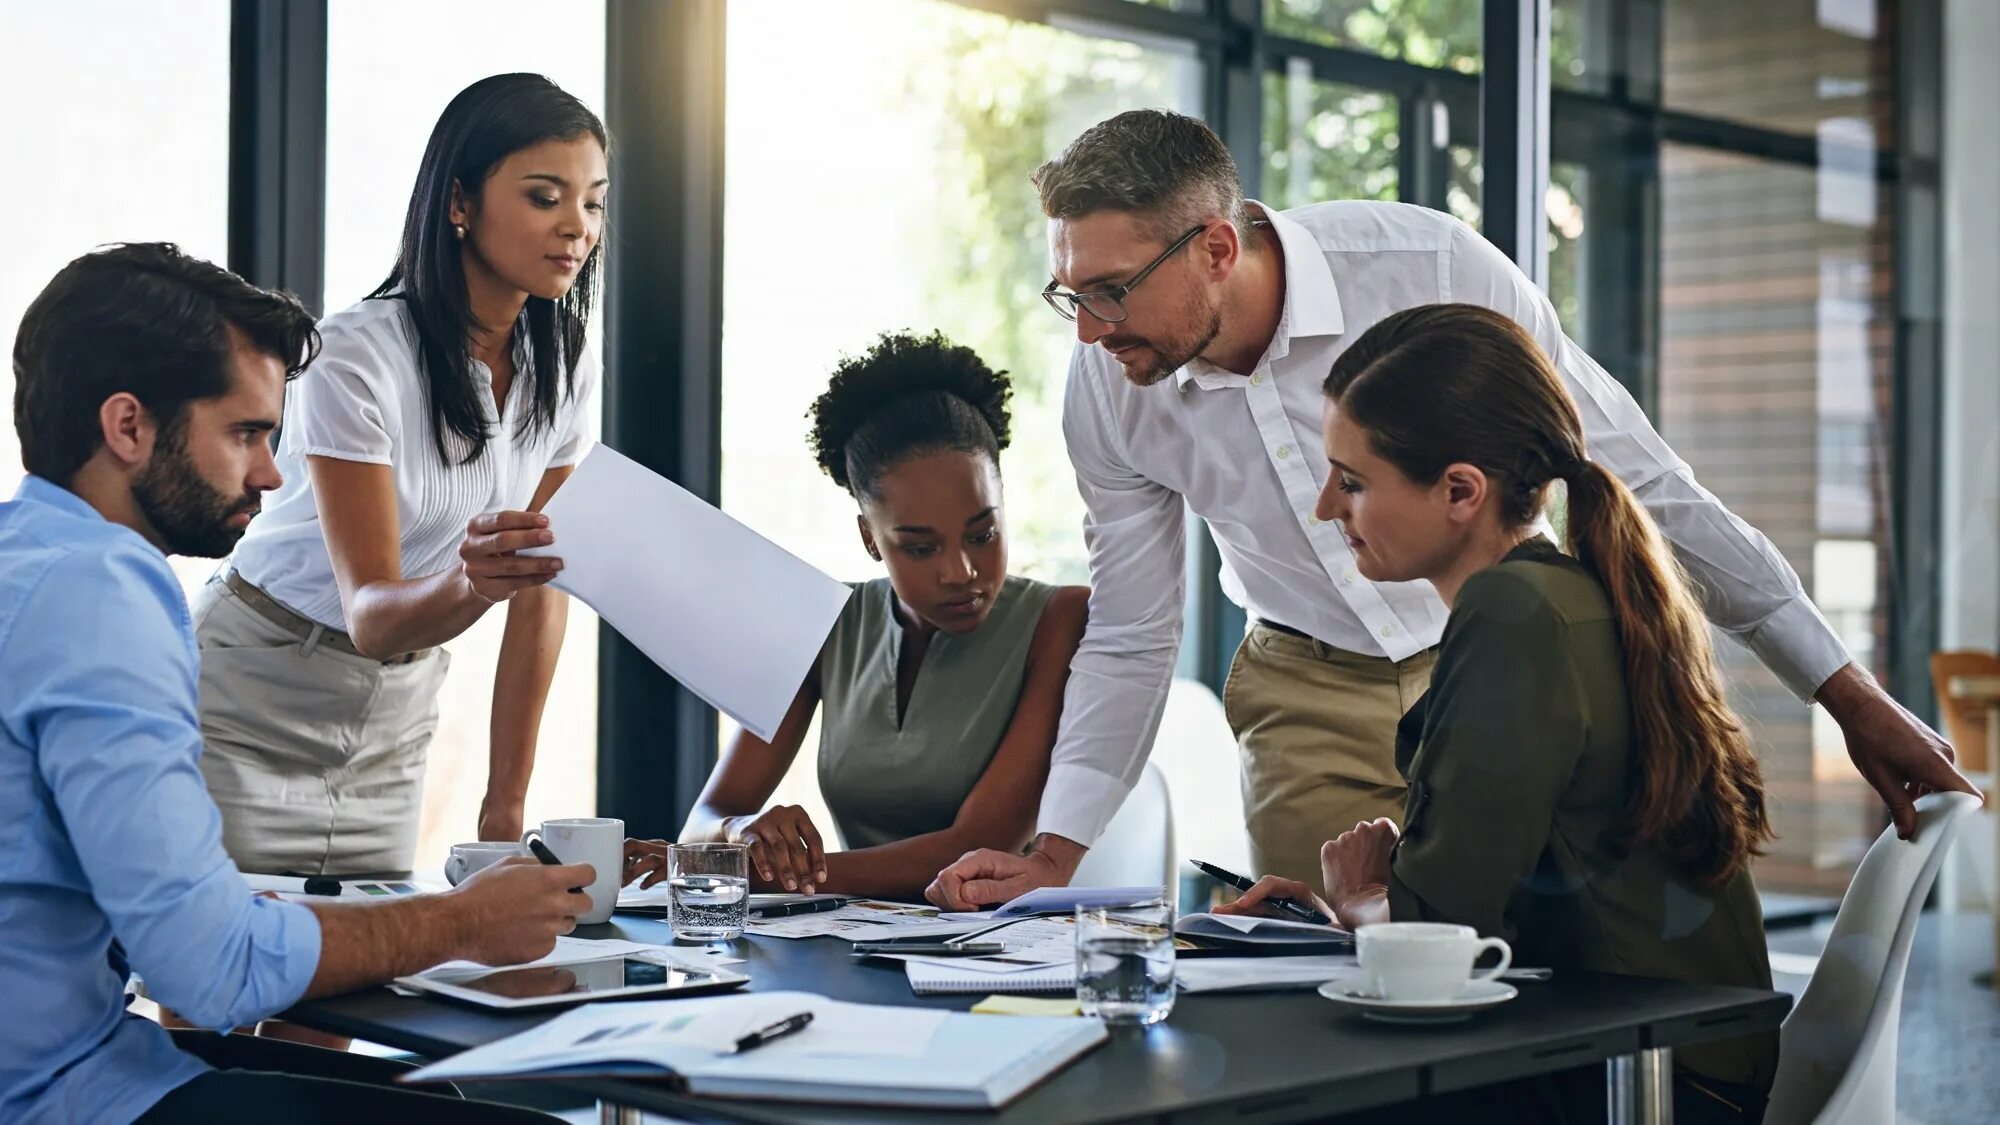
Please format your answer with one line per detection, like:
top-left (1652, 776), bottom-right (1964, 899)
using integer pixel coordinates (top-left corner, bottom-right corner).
top-left (223, 569), bottom-right (429, 666)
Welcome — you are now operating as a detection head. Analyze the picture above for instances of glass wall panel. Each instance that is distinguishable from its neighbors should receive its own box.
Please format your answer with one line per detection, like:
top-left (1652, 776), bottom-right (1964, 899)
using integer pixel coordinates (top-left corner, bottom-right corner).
top-left (1664, 0), bottom-right (1894, 141)
top-left (1261, 66), bottom-right (1400, 210)
top-left (1657, 140), bottom-right (1894, 893)
top-left (1265, 0), bottom-right (1482, 72)
top-left (0, 0), bottom-right (231, 601)
top-left (721, 0), bottom-right (1203, 831)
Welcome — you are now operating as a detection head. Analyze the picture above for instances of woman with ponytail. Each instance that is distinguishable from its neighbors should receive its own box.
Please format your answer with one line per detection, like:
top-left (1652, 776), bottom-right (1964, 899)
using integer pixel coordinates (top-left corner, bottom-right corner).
top-left (1220, 304), bottom-right (1777, 1122)
top-left (623, 332), bottom-right (1089, 902)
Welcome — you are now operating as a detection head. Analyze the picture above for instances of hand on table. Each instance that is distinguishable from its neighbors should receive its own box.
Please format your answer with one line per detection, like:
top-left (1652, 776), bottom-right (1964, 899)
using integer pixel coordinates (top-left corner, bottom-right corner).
top-left (623, 839), bottom-right (671, 889)
top-left (721, 806), bottom-right (828, 895)
top-left (925, 847), bottom-right (1064, 911)
top-left (458, 510), bottom-right (563, 605)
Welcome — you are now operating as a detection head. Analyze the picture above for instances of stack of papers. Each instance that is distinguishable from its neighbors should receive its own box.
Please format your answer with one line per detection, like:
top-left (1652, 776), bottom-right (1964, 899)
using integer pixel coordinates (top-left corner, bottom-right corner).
top-left (401, 990), bottom-right (1106, 1110)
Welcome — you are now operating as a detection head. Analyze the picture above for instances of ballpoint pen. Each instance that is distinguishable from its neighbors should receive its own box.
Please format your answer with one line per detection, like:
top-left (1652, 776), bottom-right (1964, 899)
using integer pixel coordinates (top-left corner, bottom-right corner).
top-left (1190, 858), bottom-right (1332, 925)
top-left (732, 1011), bottom-right (814, 1053)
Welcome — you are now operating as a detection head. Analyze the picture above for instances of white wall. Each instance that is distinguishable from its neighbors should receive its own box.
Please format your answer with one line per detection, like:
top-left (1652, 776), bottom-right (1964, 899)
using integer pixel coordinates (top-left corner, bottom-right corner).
top-left (1938, 0), bottom-right (2000, 913)
top-left (1940, 0), bottom-right (2000, 651)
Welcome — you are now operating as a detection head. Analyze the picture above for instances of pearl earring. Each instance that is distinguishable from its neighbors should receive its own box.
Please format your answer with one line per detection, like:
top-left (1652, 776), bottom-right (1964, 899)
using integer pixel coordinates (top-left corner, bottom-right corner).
top-left (454, 224), bottom-right (466, 240)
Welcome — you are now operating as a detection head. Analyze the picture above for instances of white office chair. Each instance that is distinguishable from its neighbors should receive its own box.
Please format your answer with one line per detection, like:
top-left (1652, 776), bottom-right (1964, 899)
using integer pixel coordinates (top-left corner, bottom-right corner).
top-left (1764, 790), bottom-right (1980, 1125)
top-left (1071, 762), bottom-right (1176, 897)
top-left (1149, 678), bottom-right (1251, 875)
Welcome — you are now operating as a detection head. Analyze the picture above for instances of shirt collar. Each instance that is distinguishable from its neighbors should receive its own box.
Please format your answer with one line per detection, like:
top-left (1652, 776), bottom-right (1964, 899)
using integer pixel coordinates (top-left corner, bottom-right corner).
top-left (14, 474), bottom-right (104, 521)
top-left (1175, 201), bottom-right (1347, 391)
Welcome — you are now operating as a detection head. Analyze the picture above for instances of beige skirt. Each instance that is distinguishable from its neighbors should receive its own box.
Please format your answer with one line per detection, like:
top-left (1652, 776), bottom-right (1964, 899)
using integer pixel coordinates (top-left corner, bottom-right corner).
top-left (191, 572), bottom-right (449, 875)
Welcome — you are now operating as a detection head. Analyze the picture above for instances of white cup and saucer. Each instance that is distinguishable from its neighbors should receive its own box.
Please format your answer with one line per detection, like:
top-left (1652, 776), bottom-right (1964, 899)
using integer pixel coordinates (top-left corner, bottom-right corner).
top-left (1318, 922), bottom-right (1518, 1024)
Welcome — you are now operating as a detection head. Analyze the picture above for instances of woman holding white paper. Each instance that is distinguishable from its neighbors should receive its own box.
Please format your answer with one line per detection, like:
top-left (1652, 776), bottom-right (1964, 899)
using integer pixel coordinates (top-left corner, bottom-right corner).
top-left (625, 332), bottom-right (1089, 902)
top-left (192, 74), bottom-right (605, 875)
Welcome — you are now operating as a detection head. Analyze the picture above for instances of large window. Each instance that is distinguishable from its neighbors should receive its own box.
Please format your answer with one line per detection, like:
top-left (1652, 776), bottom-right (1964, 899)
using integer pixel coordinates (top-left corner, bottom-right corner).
top-left (325, 0), bottom-right (607, 868)
top-left (1266, 0), bottom-right (1483, 71)
top-left (1261, 69), bottom-right (1400, 210)
top-left (720, 0), bottom-right (1202, 830)
top-left (1656, 135), bottom-right (1896, 891)
top-left (0, 1), bottom-right (231, 601)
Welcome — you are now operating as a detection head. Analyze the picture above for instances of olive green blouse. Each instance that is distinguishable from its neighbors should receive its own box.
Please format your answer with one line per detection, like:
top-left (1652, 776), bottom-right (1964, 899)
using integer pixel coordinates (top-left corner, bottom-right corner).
top-left (1387, 538), bottom-right (1776, 1093)
top-left (816, 575), bottom-right (1059, 851)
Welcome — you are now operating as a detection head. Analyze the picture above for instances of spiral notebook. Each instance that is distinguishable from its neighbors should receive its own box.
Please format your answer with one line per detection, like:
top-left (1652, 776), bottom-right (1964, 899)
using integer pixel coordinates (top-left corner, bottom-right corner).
top-left (906, 962), bottom-right (1077, 996)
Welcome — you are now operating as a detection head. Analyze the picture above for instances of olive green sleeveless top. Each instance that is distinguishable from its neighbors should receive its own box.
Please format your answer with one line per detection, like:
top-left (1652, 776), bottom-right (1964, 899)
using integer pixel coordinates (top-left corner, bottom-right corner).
top-left (817, 575), bottom-right (1060, 850)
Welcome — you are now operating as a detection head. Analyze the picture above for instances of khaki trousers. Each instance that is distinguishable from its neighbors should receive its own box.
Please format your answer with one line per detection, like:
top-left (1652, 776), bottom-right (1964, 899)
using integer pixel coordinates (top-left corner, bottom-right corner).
top-left (191, 573), bottom-right (449, 875)
top-left (1222, 623), bottom-right (1437, 888)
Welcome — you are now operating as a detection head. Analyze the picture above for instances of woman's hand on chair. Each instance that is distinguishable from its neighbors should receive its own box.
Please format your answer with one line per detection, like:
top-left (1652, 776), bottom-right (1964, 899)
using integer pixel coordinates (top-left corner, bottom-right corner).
top-left (725, 806), bottom-right (828, 895)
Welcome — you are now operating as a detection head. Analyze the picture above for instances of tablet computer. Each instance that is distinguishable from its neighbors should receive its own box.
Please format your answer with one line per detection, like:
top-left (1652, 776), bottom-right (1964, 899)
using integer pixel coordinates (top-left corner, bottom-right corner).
top-left (396, 951), bottom-right (749, 1011)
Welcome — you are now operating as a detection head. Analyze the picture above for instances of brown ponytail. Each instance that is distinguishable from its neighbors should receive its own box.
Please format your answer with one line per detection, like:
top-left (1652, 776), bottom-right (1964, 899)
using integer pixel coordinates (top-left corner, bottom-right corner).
top-left (1325, 304), bottom-right (1772, 884)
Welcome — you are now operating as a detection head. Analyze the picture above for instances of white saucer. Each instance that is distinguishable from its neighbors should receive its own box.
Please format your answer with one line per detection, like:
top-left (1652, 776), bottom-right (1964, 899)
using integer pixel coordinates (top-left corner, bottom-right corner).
top-left (1316, 978), bottom-right (1519, 1024)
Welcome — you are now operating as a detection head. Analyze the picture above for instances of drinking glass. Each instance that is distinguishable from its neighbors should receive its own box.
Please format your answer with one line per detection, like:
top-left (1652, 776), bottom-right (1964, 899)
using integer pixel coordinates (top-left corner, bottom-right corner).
top-left (668, 842), bottom-right (749, 942)
top-left (1074, 899), bottom-right (1176, 1025)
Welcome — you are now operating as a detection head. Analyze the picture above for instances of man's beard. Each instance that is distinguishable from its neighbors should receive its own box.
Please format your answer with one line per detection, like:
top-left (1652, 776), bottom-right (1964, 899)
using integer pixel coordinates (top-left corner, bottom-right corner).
top-left (133, 425), bottom-right (260, 558)
top-left (1112, 294), bottom-right (1224, 388)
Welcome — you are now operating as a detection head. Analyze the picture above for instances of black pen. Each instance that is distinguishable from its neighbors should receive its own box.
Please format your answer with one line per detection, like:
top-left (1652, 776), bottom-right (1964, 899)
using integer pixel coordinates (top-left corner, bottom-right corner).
top-left (732, 1011), bottom-right (813, 1053)
top-left (751, 896), bottom-right (851, 918)
top-left (526, 836), bottom-right (586, 895)
top-left (1190, 859), bottom-right (1331, 925)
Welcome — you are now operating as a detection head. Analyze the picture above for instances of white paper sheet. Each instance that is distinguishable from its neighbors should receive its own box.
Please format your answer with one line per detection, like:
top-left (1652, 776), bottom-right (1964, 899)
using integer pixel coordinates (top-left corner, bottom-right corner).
top-left (405, 992), bottom-right (950, 1085)
top-left (416, 936), bottom-right (658, 976)
top-left (939, 885), bottom-right (1165, 922)
top-left (746, 900), bottom-right (940, 939)
top-left (523, 445), bottom-right (852, 740)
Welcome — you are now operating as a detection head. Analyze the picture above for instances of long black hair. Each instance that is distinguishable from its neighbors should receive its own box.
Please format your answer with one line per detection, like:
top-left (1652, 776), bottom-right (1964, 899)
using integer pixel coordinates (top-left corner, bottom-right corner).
top-left (807, 331), bottom-right (1013, 499)
top-left (370, 73), bottom-right (606, 465)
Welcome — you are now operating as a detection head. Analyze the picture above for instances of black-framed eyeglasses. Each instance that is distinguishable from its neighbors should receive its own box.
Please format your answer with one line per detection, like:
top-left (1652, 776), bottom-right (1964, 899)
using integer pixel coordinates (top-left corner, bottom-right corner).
top-left (1041, 223), bottom-right (1206, 324)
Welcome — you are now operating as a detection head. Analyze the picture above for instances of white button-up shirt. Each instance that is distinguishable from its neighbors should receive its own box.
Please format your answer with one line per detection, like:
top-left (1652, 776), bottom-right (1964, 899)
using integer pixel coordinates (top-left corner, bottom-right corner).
top-left (230, 296), bottom-right (597, 630)
top-left (1042, 199), bottom-right (1850, 846)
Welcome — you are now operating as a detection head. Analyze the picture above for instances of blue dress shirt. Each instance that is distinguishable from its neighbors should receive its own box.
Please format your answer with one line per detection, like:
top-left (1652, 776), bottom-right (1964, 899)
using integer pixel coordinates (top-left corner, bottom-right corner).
top-left (0, 476), bottom-right (323, 1124)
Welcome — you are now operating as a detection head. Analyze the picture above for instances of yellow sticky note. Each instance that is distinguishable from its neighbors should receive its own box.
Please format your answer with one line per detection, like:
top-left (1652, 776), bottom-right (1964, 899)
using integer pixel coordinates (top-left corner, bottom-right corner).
top-left (971, 994), bottom-right (1083, 1017)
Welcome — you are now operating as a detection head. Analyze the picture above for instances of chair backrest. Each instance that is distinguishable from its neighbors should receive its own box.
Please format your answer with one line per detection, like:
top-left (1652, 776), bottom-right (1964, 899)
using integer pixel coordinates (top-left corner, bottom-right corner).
top-left (1929, 650), bottom-right (1999, 772)
top-left (1765, 791), bottom-right (1979, 1125)
top-left (1148, 679), bottom-right (1251, 875)
top-left (1071, 762), bottom-right (1176, 896)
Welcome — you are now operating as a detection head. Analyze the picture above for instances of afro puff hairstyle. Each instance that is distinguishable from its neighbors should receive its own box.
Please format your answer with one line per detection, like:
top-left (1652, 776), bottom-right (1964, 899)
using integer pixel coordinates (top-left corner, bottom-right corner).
top-left (806, 331), bottom-right (1013, 499)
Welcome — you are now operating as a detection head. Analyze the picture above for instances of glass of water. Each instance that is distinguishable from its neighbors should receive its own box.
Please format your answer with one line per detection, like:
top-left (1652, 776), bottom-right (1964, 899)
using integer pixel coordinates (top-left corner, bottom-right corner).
top-left (668, 842), bottom-right (749, 942)
top-left (1075, 899), bottom-right (1176, 1025)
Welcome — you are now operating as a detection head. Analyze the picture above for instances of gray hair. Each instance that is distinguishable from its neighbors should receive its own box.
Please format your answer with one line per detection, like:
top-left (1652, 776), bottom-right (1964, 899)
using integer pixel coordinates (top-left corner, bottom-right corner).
top-left (1032, 109), bottom-right (1251, 245)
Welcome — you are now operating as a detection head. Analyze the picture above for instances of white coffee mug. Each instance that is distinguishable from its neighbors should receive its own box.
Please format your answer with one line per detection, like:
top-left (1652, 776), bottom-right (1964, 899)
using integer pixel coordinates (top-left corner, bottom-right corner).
top-left (524, 817), bottom-right (625, 925)
top-left (443, 841), bottom-right (523, 886)
top-left (1355, 922), bottom-right (1512, 1003)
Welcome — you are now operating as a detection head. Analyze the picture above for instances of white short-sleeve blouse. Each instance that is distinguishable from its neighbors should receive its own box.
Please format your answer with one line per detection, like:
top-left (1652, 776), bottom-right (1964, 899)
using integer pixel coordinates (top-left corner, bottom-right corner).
top-left (229, 296), bottom-right (598, 630)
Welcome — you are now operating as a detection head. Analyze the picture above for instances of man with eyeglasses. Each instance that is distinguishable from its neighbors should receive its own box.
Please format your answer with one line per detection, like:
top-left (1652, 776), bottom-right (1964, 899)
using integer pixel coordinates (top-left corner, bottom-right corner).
top-left (925, 108), bottom-right (1976, 909)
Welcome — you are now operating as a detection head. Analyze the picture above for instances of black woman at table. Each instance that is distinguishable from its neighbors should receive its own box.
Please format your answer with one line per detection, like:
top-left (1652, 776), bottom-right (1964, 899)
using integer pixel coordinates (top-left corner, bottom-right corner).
top-left (1217, 304), bottom-right (1777, 1124)
top-left (624, 332), bottom-right (1089, 902)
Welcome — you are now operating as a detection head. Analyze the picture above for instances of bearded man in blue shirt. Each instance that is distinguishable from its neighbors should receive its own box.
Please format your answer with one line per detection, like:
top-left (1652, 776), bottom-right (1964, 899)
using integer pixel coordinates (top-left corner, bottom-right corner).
top-left (0, 243), bottom-right (593, 1124)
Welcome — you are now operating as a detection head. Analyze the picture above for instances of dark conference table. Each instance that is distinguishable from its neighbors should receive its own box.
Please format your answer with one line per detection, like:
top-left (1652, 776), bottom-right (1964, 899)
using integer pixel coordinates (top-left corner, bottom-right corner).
top-left (282, 913), bottom-right (1789, 1125)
